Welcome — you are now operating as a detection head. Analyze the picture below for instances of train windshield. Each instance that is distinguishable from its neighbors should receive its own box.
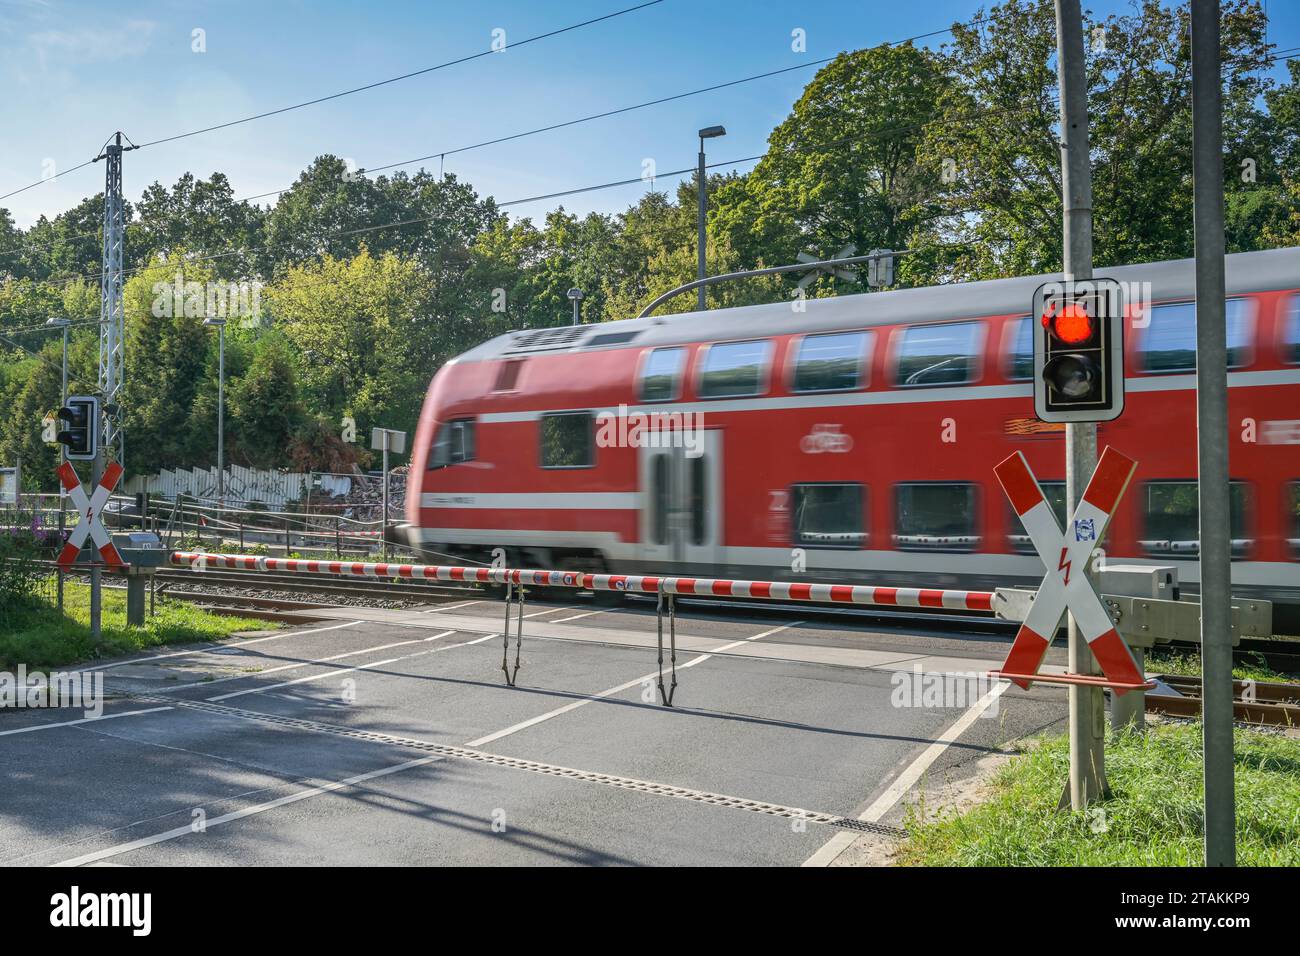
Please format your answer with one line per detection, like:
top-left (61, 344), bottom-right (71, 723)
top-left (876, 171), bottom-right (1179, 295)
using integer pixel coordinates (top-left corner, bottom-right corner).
top-left (428, 418), bottom-right (476, 469)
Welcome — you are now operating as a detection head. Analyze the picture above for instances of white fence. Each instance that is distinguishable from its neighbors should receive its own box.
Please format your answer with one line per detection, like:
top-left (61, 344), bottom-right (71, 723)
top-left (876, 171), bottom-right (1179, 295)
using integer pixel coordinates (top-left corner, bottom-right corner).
top-left (123, 465), bottom-right (347, 509)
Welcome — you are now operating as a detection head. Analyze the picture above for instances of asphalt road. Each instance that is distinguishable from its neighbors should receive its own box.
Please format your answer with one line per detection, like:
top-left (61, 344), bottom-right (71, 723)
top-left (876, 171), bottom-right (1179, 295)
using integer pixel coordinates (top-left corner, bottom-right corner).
top-left (0, 597), bottom-right (1069, 866)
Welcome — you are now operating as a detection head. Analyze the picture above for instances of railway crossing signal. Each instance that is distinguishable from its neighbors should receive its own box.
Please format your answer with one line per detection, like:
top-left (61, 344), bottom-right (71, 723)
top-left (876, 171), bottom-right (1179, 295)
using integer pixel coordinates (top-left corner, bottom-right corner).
top-left (993, 446), bottom-right (1148, 692)
top-left (1032, 278), bottom-right (1125, 423)
top-left (56, 395), bottom-right (99, 461)
top-left (56, 459), bottom-right (125, 569)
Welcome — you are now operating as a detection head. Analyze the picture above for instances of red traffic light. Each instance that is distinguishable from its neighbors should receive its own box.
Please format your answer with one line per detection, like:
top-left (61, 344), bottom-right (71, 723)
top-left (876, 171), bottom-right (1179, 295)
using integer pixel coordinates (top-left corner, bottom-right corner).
top-left (1042, 302), bottom-right (1094, 345)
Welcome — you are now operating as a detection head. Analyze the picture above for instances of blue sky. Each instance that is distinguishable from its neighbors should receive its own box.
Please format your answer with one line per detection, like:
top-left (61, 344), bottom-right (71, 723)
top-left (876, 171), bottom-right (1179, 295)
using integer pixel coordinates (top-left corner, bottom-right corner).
top-left (2, 0), bottom-right (1297, 230)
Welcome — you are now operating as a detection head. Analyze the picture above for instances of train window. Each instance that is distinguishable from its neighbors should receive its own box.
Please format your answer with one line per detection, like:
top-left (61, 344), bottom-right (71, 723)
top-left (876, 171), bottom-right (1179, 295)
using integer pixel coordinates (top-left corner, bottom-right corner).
top-left (428, 418), bottom-right (475, 470)
top-left (540, 412), bottom-right (594, 469)
top-left (650, 455), bottom-right (670, 545)
top-left (698, 339), bottom-right (773, 398)
top-left (791, 484), bottom-right (866, 548)
top-left (895, 321), bottom-right (982, 387)
top-left (1006, 481), bottom-right (1067, 553)
top-left (792, 331), bottom-right (872, 392)
top-left (1005, 316), bottom-right (1035, 380)
top-left (1288, 482), bottom-right (1300, 560)
top-left (1138, 299), bottom-right (1254, 372)
top-left (1285, 294), bottom-right (1300, 364)
top-left (639, 347), bottom-right (686, 402)
top-left (894, 483), bottom-right (980, 551)
top-left (689, 456), bottom-right (707, 546)
top-left (1140, 480), bottom-right (1252, 558)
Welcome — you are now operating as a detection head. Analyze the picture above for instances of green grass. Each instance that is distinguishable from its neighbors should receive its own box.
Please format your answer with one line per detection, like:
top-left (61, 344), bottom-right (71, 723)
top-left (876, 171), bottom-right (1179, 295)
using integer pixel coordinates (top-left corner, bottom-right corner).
top-left (1147, 650), bottom-right (1299, 684)
top-left (899, 722), bottom-right (1300, 866)
top-left (0, 581), bottom-right (273, 669)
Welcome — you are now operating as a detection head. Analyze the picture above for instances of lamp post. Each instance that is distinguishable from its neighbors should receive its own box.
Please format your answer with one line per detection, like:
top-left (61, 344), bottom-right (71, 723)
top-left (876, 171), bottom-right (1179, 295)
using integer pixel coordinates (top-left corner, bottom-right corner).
top-left (696, 125), bottom-right (726, 311)
top-left (45, 317), bottom-right (71, 612)
top-left (567, 287), bottom-right (584, 325)
top-left (203, 317), bottom-right (227, 508)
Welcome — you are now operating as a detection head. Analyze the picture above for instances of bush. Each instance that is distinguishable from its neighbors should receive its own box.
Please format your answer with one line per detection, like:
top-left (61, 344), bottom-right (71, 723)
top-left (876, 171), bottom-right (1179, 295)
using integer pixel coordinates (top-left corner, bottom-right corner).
top-left (0, 530), bottom-right (48, 624)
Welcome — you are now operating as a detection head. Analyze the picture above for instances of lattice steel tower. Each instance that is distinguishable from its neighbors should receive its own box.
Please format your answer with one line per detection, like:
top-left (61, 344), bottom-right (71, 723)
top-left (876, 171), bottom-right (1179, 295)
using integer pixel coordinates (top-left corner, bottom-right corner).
top-left (95, 132), bottom-right (133, 465)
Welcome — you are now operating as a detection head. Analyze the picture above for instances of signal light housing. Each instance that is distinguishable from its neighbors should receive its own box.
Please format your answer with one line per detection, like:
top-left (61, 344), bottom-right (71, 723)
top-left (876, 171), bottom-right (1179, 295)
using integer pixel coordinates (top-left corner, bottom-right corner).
top-left (56, 395), bottom-right (99, 461)
top-left (1031, 278), bottom-right (1125, 423)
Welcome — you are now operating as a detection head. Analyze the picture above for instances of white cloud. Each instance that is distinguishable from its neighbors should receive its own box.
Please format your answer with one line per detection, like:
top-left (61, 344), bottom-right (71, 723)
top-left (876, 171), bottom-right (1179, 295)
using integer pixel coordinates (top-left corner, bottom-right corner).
top-left (28, 18), bottom-right (157, 71)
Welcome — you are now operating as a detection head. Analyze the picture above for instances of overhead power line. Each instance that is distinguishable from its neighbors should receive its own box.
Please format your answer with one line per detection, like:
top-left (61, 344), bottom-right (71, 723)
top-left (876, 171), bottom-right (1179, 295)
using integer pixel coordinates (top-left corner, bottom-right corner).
top-left (5, 16), bottom-right (975, 259)
top-left (0, 1), bottom-right (665, 204)
top-left (28, 97), bottom-right (1051, 293)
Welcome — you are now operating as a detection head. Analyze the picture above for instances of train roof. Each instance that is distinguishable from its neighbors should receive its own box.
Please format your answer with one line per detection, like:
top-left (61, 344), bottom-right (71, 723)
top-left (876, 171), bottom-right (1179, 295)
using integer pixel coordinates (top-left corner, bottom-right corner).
top-left (453, 246), bottom-right (1300, 364)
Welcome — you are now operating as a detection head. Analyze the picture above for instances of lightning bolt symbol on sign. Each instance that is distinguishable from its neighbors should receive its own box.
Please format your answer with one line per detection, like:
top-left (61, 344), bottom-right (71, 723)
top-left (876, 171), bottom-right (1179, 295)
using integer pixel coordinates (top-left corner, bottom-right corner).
top-left (1058, 547), bottom-right (1072, 586)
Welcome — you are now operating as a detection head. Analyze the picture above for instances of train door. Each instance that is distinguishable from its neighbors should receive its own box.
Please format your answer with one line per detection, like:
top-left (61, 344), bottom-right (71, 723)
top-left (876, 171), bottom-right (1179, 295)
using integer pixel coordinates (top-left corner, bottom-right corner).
top-left (638, 431), bottom-right (722, 569)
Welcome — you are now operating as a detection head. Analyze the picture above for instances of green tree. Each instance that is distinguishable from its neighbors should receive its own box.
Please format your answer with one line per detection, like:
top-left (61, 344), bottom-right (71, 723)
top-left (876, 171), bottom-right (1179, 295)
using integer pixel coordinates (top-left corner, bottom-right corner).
top-left (916, 0), bottom-right (1275, 279)
top-left (716, 42), bottom-right (950, 279)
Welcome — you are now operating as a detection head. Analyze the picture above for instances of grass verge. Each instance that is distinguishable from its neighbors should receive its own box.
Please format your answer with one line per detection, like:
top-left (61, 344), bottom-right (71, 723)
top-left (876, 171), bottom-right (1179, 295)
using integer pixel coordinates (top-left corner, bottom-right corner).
top-left (0, 581), bottom-right (273, 669)
top-left (1146, 650), bottom-right (1299, 684)
top-left (898, 722), bottom-right (1300, 866)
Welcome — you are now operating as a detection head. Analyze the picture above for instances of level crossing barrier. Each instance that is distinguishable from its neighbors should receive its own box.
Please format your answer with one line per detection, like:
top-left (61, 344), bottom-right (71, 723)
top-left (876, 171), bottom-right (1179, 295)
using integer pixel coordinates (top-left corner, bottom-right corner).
top-left (170, 550), bottom-right (995, 705)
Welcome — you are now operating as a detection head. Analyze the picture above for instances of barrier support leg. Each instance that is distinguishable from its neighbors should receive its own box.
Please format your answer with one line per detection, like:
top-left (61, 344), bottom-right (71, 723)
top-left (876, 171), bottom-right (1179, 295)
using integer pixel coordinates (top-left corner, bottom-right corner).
top-left (501, 582), bottom-right (523, 687)
top-left (656, 590), bottom-right (678, 706)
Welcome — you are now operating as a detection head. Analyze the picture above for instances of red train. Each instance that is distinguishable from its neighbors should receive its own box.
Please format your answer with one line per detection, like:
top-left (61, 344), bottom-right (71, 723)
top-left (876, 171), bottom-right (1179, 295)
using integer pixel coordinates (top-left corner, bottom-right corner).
top-left (403, 247), bottom-right (1300, 622)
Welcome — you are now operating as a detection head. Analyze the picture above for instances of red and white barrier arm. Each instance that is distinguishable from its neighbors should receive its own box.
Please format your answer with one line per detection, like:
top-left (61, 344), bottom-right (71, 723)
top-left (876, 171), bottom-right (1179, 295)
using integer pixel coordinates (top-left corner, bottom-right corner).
top-left (168, 551), bottom-right (995, 612)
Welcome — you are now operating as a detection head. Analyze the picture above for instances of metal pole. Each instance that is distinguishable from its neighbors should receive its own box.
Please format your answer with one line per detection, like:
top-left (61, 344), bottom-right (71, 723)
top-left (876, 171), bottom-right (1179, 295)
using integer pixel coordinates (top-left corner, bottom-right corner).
top-left (697, 140), bottom-right (707, 311)
top-left (57, 325), bottom-right (68, 613)
top-left (1054, 0), bottom-right (1107, 808)
top-left (89, 455), bottom-right (102, 644)
top-left (1190, 0), bottom-right (1236, 867)
top-left (381, 431), bottom-right (390, 563)
top-left (216, 324), bottom-right (225, 510)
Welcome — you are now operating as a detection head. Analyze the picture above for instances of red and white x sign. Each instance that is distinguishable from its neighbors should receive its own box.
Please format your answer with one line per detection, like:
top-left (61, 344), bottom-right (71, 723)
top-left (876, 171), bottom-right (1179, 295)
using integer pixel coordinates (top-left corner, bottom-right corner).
top-left (56, 460), bottom-right (125, 569)
top-left (994, 447), bottom-right (1145, 694)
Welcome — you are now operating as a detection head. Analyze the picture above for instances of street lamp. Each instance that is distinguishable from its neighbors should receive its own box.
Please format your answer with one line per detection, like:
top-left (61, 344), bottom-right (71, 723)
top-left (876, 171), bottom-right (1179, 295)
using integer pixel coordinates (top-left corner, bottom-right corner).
top-left (203, 317), bottom-right (227, 508)
top-left (697, 125), bottom-right (726, 311)
top-left (567, 287), bottom-right (584, 325)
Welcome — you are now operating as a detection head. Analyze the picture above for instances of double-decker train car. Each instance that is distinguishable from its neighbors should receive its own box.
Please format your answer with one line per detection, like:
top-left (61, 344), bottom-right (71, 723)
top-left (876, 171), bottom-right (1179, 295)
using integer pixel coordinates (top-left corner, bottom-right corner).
top-left (403, 247), bottom-right (1300, 623)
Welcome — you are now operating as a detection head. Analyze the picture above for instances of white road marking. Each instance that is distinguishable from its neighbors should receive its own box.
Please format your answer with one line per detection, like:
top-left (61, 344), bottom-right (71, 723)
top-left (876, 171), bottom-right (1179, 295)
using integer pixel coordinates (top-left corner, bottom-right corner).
top-left (550, 609), bottom-right (606, 623)
top-left (207, 633), bottom-right (492, 701)
top-left (0, 706), bottom-right (172, 737)
top-left (467, 621), bottom-right (802, 747)
top-left (53, 756), bottom-right (443, 868)
top-left (53, 619), bottom-right (806, 864)
top-left (420, 600), bottom-right (479, 614)
top-left (523, 605), bottom-right (576, 618)
top-left (154, 629), bottom-right (457, 692)
top-left (801, 680), bottom-right (1011, 867)
top-left (68, 620), bottom-right (364, 674)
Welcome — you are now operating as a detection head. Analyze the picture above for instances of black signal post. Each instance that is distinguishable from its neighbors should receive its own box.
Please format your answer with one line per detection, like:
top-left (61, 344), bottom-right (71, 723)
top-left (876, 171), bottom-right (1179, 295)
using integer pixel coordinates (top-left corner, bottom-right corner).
top-left (56, 395), bottom-right (99, 462)
top-left (1031, 278), bottom-right (1125, 423)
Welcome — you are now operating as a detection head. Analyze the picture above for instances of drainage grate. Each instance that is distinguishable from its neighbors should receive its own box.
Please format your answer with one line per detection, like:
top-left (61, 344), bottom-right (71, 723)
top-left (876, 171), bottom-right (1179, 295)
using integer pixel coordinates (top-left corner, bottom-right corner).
top-left (130, 693), bottom-right (904, 836)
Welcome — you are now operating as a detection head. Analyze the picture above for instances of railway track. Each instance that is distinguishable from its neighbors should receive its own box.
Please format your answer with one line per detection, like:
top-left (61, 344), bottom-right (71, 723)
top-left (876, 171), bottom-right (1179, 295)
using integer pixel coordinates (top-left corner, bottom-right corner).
top-left (153, 567), bottom-right (480, 601)
top-left (1147, 673), bottom-right (1300, 727)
